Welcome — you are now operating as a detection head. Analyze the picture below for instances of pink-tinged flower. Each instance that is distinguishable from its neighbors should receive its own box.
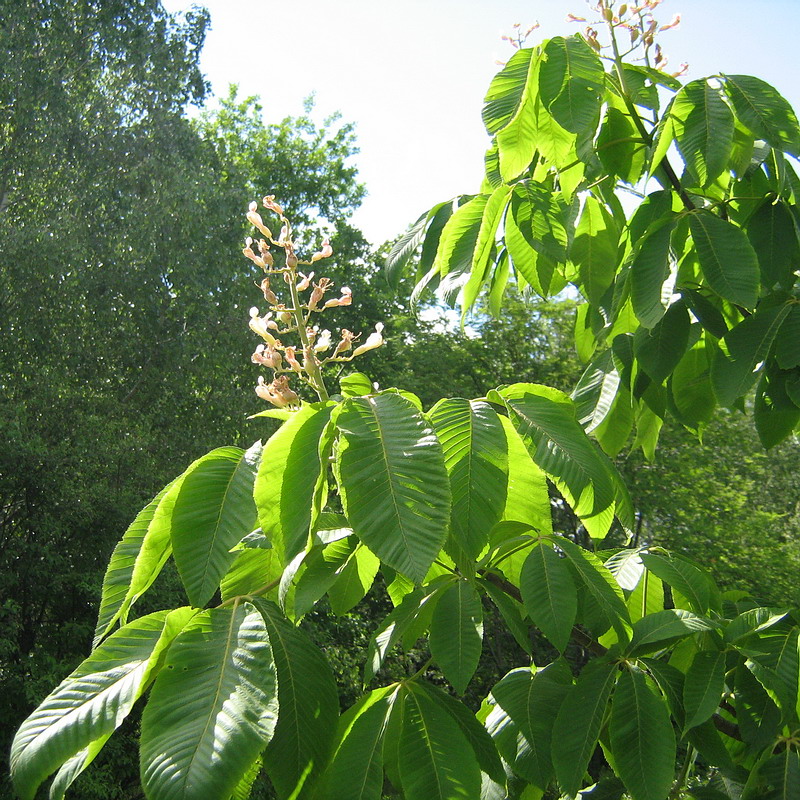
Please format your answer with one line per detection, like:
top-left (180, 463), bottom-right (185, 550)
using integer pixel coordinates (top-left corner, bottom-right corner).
top-left (284, 346), bottom-right (303, 373)
top-left (314, 329), bottom-right (332, 353)
top-left (262, 195), bottom-right (285, 216)
top-left (352, 323), bottom-right (384, 357)
top-left (334, 329), bottom-right (355, 356)
top-left (259, 276), bottom-right (278, 305)
top-left (659, 13), bottom-right (680, 30)
top-left (251, 343), bottom-right (283, 370)
top-left (308, 277), bottom-right (333, 311)
top-left (566, 13), bottom-right (586, 22)
top-left (310, 239), bottom-right (333, 263)
top-left (247, 202), bottom-right (272, 238)
top-left (296, 271), bottom-right (315, 292)
top-left (278, 224), bottom-right (290, 244)
top-left (249, 307), bottom-right (278, 346)
top-left (242, 237), bottom-right (267, 269)
top-left (324, 286), bottom-right (352, 309)
top-left (257, 239), bottom-right (274, 268)
top-left (255, 375), bottom-right (298, 407)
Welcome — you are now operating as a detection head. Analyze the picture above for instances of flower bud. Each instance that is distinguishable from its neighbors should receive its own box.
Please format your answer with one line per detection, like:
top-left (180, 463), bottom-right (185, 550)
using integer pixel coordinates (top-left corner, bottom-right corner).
top-left (284, 346), bottom-right (303, 373)
top-left (602, 7), bottom-right (613, 21)
top-left (310, 239), bottom-right (333, 263)
top-left (296, 271), bottom-right (314, 292)
top-left (334, 329), bottom-right (355, 356)
top-left (619, 3), bottom-right (628, 15)
top-left (286, 250), bottom-right (298, 270)
top-left (242, 239), bottom-right (267, 269)
top-left (307, 277), bottom-right (333, 311)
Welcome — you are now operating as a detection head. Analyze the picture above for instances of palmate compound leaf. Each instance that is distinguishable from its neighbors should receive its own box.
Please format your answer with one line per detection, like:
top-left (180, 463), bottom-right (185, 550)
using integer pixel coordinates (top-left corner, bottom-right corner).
top-left (140, 603), bottom-right (279, 800)
top-left (428, 578), bottom-right (484, 694)
top-left (11, 608), bottom-right (195, 800)
top-left (609, 666), bottom-right (676, 800)
top-left (428, 398), bottom-right (509, 570)
top-left (335, 392), bottom-right (451, 583)
top-left (252, 599), bottom-right (339, 799)
top-left (254, 402), bottom-right (336, 566)
top-left (171, 442), bottom-right (262, 608)
top-left (493, 383), bottom-right (633, 539)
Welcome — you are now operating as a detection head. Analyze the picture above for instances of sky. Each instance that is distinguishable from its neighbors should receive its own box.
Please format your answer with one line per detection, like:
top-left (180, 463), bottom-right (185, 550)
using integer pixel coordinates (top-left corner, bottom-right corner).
top-left (162, 0), bottom-right (800, 246)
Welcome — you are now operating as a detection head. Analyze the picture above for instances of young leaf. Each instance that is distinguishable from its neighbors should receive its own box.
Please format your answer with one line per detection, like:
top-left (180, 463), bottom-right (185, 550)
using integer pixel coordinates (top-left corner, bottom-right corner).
top-left (336, 392), bottom-right (451, 583)
top-left (11, 608), bottom-right (194, 800)
top-left (171, 442), bottom-right (261, 608)
top-left (429, 578), bottom-right (484, 694)
top-left (252, 599), bottom-right (339, 799)
top-left (609, 666), bottom-right (676, 800)
top-left (255, 402), bottom-right (335, 565)
top-left (689, 211), bottom-right (760, 309)
top-left (140, 604), bottom-right (279, 800)
top-left (429, 398), bottom-right (509, 567)
top-left (482, 46), bottom-right (537, 135)
top-left (398, 685), bottom-right (482, 800)
top-left (519, 541), bottom-right (577, 652)
top-left (552, 659), bottom-right (618, 797)
top-left (684, 649), bottom-right (727, 732)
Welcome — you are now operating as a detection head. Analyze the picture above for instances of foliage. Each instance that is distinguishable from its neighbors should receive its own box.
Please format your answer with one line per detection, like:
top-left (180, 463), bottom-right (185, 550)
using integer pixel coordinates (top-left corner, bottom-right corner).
top-left (9, 2), bottom-right (800, 800)
top-left (387, 0), bottom-right (800, 454)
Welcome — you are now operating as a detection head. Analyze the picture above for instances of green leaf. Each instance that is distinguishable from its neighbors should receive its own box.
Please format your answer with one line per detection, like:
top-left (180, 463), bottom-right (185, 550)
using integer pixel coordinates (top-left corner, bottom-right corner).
top-left (711, 302), bottom-right (792, 406)
top-left (398, 685), bottom-right (482, 800)
top-left (415, 682), bottom-right (506, 786)
top-left (462, 185), bottom-right (513, 314)
top-left (340, 372), bottom-right (374, 397)
top-left (723, 74), bottom-right (800, 158)
top-left (328, 544), bottom-right (381, 615)
top-left (495, 53), bottom-right (540, 181)
top-left (432, 195), bottom-right (488, 286)
top-left (429, 578), bottom-right (483, 694)
top-left (220, 548), bottom-right (282, 601)
top-left (385, 210), bottom-right (430, 289)
top-left (364, 585), bottom-right (443, 685)
top-left (572, 196), bottom-right (620, 306)
top-left (630, 215), bottom-right (677, 329)
top-left (552, 659), bottom-right (618, 797)
top-left (429, 398), bottom-right (509, 568)
top-left (557, 536), bottom-right (632, 643)
top-left (11, 609), bottom-right (194, 800)
top-left (572, 350), bottom-right (622, 434)
top-left (489, 662), bottom-right (573, 789)
top-left (776, 305), bottom-right (800, 369)
top-left (744, 625), bottom-right (799, 719)
top-left (754, 366), bottom-right (800, 449)
top-left (495, 383), bottom-right (630, 538)
top-left (255, 402), bottom-right (336, 565)
top-left (672, 79), bottom-right (735, 187)
top-left (336, 392), bottom-right (451, 583)
top-left (171, 443), bottom-right (261, 608)
top-left (510, 180), bottom-right (569, 265)
top-left (735, 662), bottom-right (782, 750)
top-left (641, 552), bottom-right (718, 613)
top-left (609, 666), bottom-right (676, 800)
top-left (318, 686), bottom-right (397, 800)
top-left (684, 649), bottom-right (727, 732)
top-left (483, 47), bottom-right (537, 135)
top-left (641, 658), bottom-right (686, 730)
top-left (689, 211), bottom-right (760, 309)
top-left (634, 300), bottom-right (691, 385)
top-left (520, 541), bottom-right (577, 652)
top-left (539, 35), bottom-right (604, 134)
top-left (747, 200), bottom-right (800, 289)
top-left (479, 578), bottom-right (533, 654)
top-left (630, 609), bottom-right (717, 654)
top-left (252, 599), bottom-right (339, 799)
top-left (760, 749), bottom-right (800, 800)
top-left (597, 103), bottom-right (647, 185)
top-left (93, 482), bottom-right (176, 645)
top-left (140, 604), bottom-right (279, 800)
top-left (670, 339), bottom-right (716, 433)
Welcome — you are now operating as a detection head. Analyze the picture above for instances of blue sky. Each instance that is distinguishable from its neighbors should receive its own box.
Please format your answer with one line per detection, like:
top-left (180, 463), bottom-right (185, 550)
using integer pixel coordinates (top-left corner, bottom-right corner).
top-left (163, 0), bottom-right (800, 245)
